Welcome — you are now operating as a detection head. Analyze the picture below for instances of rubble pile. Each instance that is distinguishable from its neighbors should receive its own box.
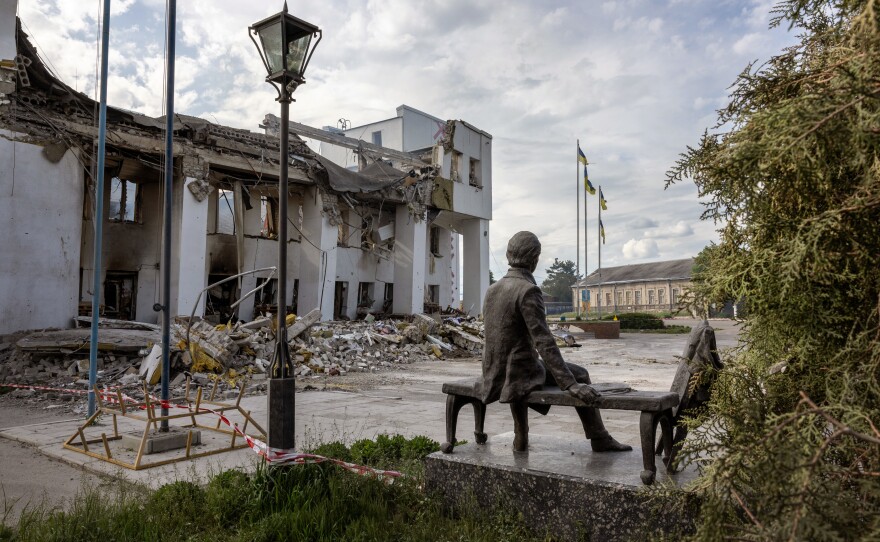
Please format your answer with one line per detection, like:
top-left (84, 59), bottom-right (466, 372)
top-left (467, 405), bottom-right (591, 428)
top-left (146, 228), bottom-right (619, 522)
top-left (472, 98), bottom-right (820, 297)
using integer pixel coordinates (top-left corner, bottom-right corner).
top-left (0, 311), bottom-right (490, 404)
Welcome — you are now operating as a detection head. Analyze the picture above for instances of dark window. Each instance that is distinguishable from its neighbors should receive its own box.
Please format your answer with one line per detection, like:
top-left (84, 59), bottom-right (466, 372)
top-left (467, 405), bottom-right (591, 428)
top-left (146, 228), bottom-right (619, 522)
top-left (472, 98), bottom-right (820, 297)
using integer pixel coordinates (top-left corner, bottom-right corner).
top-left (430, 226), bottom-right (441, 256)
top-left (217, 189), bottom-right (235, 234)
top-left (358, 282), bottom-right (374, 307)
top-left (469, 158), bottom-right (481, 187)
top-left (260, 196), bottom-right (277, 238)
top-left (108, 177), bottom-right (140, 223)
top-left (371, 130), bottom-right (382, 146)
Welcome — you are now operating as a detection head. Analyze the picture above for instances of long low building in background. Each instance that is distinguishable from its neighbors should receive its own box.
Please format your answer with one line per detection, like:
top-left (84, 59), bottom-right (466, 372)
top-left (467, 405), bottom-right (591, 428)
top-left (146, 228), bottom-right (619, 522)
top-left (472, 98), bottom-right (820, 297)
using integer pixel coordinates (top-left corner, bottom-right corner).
top-left (571, 258), bottom-right (695, 316)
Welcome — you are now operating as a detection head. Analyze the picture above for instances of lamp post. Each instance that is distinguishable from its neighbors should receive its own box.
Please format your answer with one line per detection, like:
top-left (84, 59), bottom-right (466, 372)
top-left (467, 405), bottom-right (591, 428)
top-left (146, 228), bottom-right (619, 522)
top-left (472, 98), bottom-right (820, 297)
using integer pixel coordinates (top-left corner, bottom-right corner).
top-left (249, 2), bottom-right (321, 451)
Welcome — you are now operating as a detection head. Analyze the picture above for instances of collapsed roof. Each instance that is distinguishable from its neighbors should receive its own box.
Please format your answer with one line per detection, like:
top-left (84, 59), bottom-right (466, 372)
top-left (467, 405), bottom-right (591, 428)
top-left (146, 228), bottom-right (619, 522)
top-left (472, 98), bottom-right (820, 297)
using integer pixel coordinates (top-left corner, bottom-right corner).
top-left (2, 19), bottom-right (439, 205)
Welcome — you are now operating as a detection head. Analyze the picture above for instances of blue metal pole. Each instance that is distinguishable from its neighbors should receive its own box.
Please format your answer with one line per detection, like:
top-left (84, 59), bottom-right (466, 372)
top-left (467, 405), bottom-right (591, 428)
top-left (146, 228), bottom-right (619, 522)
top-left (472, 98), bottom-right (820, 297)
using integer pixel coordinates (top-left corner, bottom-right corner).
top-left (88, 0), bottom-right (112, 417)
top-left (160, 0), bottom-right (176, 431)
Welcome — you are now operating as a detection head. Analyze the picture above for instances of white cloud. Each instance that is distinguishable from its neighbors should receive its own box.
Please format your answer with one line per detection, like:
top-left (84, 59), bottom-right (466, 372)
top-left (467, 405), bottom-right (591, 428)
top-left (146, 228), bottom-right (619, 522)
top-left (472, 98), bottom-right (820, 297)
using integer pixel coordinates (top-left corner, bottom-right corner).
top-left (644, 220), bottom-right (694, 238)
top-left (732, 32), bottom-right (770, 56)
top-left (14, 0), bottom-right (799, 281)
top-left (622, 238), bottom-right (660, 259)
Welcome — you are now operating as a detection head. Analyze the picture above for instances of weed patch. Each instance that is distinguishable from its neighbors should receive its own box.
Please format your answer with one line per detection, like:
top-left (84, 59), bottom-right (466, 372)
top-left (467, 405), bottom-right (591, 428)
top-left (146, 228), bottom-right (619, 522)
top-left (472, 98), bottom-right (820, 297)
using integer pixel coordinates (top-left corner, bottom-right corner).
top-left (2, 435), bottom-right (544, 542)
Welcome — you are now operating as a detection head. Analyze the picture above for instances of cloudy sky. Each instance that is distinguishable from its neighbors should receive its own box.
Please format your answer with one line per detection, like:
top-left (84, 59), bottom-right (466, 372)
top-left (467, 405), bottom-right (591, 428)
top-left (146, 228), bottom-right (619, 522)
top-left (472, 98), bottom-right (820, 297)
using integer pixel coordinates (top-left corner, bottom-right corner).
top-left (16, 0), bottom-right (797, 283)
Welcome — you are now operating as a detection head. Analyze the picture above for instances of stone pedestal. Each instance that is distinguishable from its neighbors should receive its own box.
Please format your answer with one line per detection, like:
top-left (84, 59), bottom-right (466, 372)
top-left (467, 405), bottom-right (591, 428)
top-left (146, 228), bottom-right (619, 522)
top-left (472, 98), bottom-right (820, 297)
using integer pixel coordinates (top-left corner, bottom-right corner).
top-left (120, 427), bottom-right (201, 455)
top-left (425, 433), bottom-right (699, 541)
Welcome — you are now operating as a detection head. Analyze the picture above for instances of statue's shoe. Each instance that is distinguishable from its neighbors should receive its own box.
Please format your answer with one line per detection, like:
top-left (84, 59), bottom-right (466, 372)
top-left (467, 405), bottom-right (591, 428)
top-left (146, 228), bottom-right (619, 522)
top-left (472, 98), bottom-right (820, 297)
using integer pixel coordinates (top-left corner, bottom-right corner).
top-left (591, 436), bottom-right (632, 452)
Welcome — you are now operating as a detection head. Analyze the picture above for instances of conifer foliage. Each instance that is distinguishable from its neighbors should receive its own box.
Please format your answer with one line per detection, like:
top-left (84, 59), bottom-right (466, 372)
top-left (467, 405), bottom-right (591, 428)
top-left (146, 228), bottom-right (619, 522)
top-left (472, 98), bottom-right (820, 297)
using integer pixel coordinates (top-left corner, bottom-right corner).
top-left (666, 1), bottom-right (880, 539)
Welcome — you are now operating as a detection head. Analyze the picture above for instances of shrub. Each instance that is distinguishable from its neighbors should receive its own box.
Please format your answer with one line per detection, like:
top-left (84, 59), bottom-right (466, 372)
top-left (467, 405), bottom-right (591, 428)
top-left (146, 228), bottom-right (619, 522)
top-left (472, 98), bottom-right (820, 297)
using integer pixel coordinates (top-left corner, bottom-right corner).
top-left (603, 312), bottom-right (666, 329)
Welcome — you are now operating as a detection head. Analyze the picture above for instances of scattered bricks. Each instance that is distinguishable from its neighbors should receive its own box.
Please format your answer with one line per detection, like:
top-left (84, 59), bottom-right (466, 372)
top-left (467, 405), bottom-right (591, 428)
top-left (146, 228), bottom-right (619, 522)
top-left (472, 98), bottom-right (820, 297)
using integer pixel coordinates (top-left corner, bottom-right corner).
top-left (170, 372), bottom-right (186, 388)
top-left (118, 373), bottom-right (141, 386)
top-left (190, 373), bottom-right (210, 385)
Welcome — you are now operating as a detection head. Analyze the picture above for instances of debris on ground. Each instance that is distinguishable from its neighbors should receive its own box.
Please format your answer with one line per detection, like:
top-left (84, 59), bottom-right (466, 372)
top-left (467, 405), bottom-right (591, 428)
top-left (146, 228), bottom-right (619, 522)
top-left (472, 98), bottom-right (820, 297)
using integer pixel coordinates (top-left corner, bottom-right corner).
top-left (0, 310), bottom-right (493, 410)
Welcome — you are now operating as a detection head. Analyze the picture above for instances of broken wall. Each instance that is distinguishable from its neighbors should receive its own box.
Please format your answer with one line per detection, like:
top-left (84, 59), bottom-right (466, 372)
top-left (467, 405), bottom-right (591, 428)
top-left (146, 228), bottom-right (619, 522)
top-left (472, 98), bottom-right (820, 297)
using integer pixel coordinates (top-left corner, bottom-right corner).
top-left (334, 207), bottom-right (394, 319)
top-left (80, 170), bottom-right (163, 324)
top-left (237, 192), bottom-right (303, 322)
top-left (0, 133), bottom-right (83, 333)
top-left (398, 105), bottom-right (446, 151)
top-left (448, 121), bottom-right (492, 220)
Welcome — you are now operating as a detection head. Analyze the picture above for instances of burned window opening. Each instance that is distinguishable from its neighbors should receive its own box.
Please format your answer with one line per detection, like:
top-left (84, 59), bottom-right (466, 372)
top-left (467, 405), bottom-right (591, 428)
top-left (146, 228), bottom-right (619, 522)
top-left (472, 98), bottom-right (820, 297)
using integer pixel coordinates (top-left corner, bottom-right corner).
top-left (430, 226), bottom-right (442, 257)
top-left (450, 151), bottom-right (463, 182)
top-left (217, 189), bottom-right (235, 235)
top-left (108, 177), bottom-right (141, 223)
top-left (260, 196), bottom-right (278, 239)
top-left (103, 271), bottom-right (137, 320)
top-left (337, 210), bottom-right (350, 247)
top-left (469, 157), bottom-right (482, 188)
top-left (254, 277), bottom-right (278, 317)
top-left (205, 273), bottom-right (238, 323)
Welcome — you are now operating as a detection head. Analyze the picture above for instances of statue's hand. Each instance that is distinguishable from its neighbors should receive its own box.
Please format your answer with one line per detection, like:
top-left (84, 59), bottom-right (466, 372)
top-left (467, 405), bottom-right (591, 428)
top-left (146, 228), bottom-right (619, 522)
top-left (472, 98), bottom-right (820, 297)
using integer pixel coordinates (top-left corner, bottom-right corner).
top-left (567, 383), bottom-right (600, 405)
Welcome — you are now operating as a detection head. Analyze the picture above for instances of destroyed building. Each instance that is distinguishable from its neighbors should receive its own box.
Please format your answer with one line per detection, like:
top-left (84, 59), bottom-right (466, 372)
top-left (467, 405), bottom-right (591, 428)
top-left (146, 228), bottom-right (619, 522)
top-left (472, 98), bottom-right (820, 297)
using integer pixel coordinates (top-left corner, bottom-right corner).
top-left (0, 9), bottom-right (491, 336)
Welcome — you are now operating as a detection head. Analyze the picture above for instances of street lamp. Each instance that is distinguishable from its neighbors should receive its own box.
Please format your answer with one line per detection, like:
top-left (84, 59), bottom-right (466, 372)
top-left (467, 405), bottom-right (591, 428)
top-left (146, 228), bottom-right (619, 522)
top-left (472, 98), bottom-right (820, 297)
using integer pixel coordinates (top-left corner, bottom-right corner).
top-left (249, 2), bottom-right (321, 451)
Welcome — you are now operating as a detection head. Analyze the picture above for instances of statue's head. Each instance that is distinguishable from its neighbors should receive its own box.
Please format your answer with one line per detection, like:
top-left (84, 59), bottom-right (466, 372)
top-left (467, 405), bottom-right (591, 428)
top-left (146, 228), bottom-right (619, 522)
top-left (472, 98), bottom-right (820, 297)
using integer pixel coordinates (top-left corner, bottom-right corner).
top-left (507, 231), bottom-right (541, 273)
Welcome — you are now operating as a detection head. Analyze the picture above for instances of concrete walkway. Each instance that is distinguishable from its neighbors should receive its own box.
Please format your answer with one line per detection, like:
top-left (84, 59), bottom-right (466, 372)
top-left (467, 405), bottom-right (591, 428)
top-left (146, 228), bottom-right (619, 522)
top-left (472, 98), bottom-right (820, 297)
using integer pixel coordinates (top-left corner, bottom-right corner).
top-left (0, 319), bottom-right (741, 492)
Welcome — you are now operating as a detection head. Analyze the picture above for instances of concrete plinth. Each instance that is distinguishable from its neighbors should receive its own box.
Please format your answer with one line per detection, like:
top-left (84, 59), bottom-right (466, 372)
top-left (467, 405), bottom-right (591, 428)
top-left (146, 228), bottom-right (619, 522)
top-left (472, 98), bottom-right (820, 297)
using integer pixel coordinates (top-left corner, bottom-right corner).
top-left (425, 433), bottom-right (699, 541)
top-left (120, 427), bottom-right (201, 455)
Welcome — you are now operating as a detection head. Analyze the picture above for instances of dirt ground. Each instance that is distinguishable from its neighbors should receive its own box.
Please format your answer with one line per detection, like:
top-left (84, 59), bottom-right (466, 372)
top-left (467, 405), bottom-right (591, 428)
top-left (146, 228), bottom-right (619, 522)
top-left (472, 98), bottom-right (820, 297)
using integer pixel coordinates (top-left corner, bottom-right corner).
top-left (0, 317), bottom-right (741, 525)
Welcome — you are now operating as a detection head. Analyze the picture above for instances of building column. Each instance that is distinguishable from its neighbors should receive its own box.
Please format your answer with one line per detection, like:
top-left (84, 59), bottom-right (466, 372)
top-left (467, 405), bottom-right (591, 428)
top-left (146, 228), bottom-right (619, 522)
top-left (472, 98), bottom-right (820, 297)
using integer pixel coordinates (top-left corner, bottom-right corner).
top-left (438, 228), bottom-right (457, 309)
top-left (298, 186), bottom-right (337, 320)
top-left (236, 199), bottom-right (266, 322)
top-left (393, 204), bottom-right (427, 314)
top-left (461, 218), bottom-right (489, 317)
top-left (172, 176), bottom-right (209, 318)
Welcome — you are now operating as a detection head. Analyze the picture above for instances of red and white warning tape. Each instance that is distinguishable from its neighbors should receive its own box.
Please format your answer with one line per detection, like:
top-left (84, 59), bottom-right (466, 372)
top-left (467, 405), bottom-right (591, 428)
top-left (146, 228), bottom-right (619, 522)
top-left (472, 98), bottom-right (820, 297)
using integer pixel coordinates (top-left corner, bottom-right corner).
top-left (0, 382), bottom-right (402, 481)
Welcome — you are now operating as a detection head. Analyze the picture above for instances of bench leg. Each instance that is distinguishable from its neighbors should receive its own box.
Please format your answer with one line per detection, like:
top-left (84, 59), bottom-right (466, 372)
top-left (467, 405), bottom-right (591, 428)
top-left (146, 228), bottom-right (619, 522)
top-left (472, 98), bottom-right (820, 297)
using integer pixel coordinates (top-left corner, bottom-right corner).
top-left (473, 401), bottom-right (487, 444)
top-left (441, 394), bottom-right (470, 453)
top-left (639, 411), bottom-right (660, 485)
top-left (665, 424), bottom-right (687, 472)
top-left (511, 401), bottom-right (529, 452)
top-left (655, 417), bottom-right (687, 472)
top-left (658, 410), bottom-right (675, 473)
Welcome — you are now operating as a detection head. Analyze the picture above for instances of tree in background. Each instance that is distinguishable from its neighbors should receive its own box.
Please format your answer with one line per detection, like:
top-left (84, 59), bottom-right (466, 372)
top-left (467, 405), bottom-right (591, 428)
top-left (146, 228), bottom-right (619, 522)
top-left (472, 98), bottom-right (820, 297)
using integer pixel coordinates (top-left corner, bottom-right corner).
top-left (489, 270), bottom-right (496, 285)
top-left (540, 259), bottom-right (580, 302)
top-left (665, 1), bottom-right (880, 539)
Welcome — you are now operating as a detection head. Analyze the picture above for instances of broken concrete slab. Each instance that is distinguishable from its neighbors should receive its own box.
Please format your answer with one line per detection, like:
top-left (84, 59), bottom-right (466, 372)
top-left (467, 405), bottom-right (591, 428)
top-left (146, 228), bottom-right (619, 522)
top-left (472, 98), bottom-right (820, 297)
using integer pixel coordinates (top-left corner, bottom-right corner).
top-left (139, 344), bottom-right (162, 386)
top-left (16, 329), bottom-right (159, 354)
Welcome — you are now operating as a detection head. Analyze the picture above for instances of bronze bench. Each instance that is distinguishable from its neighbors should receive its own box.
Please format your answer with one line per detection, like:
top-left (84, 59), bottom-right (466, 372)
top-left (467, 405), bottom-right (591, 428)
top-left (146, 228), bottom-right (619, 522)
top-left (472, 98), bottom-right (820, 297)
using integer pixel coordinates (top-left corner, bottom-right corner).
top-left (440, 380), bottom-right (680, 485)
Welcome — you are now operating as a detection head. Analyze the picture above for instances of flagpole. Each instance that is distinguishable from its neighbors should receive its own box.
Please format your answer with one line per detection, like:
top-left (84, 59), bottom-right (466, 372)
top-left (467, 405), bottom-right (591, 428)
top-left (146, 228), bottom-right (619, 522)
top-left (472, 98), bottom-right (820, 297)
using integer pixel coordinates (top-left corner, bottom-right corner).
top-left (583, 164), bottom-right (588, 318)
top-left (575, 139), bottom-right (580, 317)
top-left (598, 184), bottom-right (603, 318)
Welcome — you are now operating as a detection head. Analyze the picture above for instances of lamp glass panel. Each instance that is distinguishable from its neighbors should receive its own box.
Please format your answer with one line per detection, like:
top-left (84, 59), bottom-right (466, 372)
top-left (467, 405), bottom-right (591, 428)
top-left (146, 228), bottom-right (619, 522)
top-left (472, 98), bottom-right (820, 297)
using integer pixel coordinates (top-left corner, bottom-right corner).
top-left (286, 33), bottom-right (312, 75)
top-left (257, 21), bottom-right (283, 73)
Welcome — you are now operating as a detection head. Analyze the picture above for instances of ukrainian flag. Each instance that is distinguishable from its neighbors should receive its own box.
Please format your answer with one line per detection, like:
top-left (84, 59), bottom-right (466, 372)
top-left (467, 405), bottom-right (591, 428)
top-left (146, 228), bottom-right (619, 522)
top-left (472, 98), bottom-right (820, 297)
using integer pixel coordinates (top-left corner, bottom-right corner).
top-left (578, 144), bottom-right (588, 165)
top-left (584, 166), bottom-right (596, 194)
top-left (600, 188), bottom-right (607, 210)
top-left (600, 219), bottom-right (606, 244)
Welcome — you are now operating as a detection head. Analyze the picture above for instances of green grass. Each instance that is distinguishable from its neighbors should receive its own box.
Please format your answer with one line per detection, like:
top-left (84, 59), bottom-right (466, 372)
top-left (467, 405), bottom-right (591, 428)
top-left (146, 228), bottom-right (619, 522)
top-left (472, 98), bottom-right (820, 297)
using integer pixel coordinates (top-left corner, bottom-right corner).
top-left (2, 435), bottom-right (546, 542)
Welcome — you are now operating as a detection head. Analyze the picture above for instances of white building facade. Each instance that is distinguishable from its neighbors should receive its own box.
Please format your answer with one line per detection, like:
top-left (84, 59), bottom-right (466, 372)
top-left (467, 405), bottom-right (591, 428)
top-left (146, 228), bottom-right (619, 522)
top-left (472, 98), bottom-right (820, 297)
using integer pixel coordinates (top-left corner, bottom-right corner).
top-left (0, 11), bottom-right (492, 334)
